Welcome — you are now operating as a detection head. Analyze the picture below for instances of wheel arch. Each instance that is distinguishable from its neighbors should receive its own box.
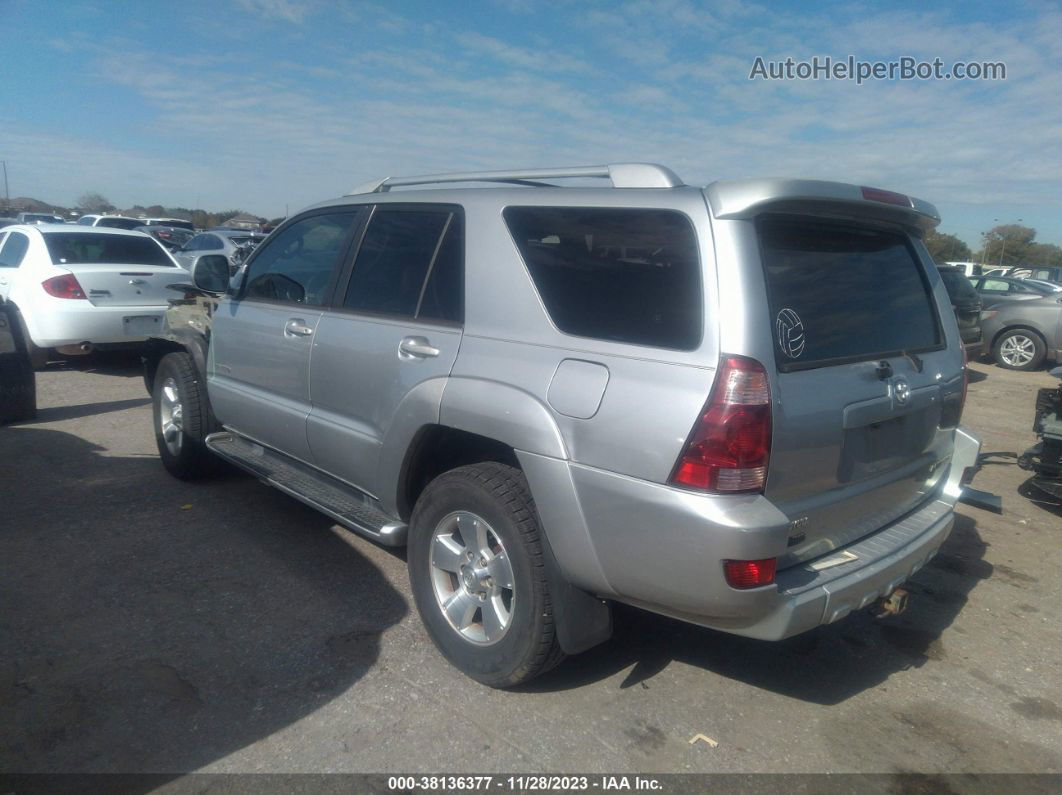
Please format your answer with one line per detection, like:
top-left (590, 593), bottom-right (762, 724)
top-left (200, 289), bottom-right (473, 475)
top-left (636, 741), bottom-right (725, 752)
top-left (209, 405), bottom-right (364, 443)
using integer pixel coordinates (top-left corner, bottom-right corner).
top-left (991, 324), bottom-right (1047, 350)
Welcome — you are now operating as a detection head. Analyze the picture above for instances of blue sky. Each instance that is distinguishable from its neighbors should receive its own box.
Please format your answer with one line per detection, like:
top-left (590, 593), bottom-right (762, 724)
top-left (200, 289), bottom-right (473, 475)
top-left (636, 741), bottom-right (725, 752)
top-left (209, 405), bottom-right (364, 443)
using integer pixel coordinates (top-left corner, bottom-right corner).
top-left (2, 0), bottom-right (1060, 249)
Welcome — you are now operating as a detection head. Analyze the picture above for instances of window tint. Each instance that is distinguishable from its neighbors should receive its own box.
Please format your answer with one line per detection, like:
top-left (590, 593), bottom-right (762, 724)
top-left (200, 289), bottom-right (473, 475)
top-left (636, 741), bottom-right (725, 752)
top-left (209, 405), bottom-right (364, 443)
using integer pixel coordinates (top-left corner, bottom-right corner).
top-left (344, 209), bottom-right (460, 320)
top-left (504, 207), bottom-right (701, 349)
top-left (42, 232), bottom-right (175, 266)
top-left (759, 217), bottom-right (941, 369)
top-left (201, 235), bottom-right (224, 251)
top-left (243, 212), bottom-right (355, 306)
top-left (0, 232), bottom-right (29, 267)
top-left (417, 219), bottom-right (463, 323)
top-left (77, 217), bottom-right (95, 225)
top-left (980, 278), bottom-right (1009, 291)
top-left (95, 217), bottom-right (143, 230)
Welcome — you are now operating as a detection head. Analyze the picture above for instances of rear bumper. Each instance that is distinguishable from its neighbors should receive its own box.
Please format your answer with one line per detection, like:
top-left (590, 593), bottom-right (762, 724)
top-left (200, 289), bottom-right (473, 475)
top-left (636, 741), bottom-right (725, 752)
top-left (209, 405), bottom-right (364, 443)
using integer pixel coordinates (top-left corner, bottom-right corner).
top-left (25, 302), bottom-right (166, 347)
top-left (564, 427), bottom-right (982, 640)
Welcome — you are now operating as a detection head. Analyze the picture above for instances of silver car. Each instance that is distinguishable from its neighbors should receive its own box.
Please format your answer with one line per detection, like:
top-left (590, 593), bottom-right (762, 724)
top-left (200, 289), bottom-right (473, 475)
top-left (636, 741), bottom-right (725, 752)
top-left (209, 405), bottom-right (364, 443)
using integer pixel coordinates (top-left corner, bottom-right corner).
top-left (981, 294), bottom-right (1062, 370)
top-left (152, 163), bottom-right (981, 686)
top-left (174, 229), bottom-right (266, 273)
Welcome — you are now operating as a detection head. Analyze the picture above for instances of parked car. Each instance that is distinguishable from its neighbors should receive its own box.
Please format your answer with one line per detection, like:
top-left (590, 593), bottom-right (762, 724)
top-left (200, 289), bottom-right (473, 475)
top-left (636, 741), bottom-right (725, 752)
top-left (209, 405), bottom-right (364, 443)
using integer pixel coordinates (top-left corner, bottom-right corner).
top-left (147, 164), bottom-right (981, 687)
top-left (0, 225), bottom-right (187, 368)
top-left (971, 275), bottom-right (1059, 306)
top-left (980, 294), bottom-right (1062, 370)
top-left (1018, 266), bottom-right (1062, 283)
top-left (139, 217), bottom-right (195, 232)
top-left (75, 215), bottom-right (144, 230)
top-left (936, 265), bottom-right (983, 357)
top-left (0, 218), bottom-right (18, 229)
top-left (1023, 278), bottom-right (1062, 293)
top-left (174, 229), bottom-right (266, 273)
top-left (135, 225), bottom-right (195, 252)
top-left (16, 212), bottom-right (65, 225)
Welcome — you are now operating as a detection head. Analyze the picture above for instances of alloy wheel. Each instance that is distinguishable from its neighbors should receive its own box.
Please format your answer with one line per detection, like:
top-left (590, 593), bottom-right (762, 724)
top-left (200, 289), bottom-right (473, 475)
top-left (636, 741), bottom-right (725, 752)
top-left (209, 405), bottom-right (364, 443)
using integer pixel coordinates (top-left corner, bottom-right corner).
top-left (428, 511), bottom-right (515, 645)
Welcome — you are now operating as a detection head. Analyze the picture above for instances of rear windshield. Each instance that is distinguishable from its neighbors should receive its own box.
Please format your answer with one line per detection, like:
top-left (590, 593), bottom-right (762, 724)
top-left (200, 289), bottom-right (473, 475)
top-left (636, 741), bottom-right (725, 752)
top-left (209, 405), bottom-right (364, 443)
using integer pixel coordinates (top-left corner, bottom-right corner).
top-left (758, 216), bottom-right (942, 370)
top-left (95, 217), bottom-right (143, 230)
top-left (148, 219), bottom-right (194, 231)
top-left (43, 233), bottom-right (175, 266)
top-left (503, 207), bottom-right (702, 350)
top-left (938, 268), bottom-right (980, 305)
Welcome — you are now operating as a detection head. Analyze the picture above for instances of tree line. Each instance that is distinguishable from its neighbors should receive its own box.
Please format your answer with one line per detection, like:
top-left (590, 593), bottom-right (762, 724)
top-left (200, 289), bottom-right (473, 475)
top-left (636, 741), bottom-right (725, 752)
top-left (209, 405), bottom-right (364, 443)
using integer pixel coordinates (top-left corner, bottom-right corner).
top-left (2, 191), bottom-right (283, 230)
top-left (924, 224), bottom-right (1062, 267)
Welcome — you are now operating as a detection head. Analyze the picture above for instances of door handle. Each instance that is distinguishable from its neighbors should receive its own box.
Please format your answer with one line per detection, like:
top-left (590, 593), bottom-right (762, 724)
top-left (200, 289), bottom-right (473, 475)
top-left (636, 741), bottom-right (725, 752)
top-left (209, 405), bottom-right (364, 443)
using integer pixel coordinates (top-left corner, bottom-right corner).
top-left (399, 336), bottom-right (440, 359)
top-left (284, 318), bottom-right (314, 337)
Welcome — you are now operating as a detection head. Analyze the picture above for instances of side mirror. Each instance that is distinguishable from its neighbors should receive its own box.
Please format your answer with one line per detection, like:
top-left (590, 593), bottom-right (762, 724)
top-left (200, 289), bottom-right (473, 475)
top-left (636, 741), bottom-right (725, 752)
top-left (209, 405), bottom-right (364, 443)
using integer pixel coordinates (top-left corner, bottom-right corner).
top-left (192, 255), bottom-right (230, 293)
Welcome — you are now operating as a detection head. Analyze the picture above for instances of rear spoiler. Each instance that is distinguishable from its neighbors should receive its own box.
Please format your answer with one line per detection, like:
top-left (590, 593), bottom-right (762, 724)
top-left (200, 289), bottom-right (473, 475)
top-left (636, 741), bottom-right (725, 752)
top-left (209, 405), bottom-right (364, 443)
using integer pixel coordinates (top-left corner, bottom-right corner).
top-left (705, 179), bottom-right (940, 231)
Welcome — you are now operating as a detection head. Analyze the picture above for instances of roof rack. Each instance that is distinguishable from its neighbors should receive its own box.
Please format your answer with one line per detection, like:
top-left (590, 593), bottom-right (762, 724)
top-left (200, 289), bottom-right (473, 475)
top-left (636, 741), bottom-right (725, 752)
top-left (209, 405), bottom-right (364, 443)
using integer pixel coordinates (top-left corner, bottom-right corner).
top-left (347, 163), bottom-right (684, 195)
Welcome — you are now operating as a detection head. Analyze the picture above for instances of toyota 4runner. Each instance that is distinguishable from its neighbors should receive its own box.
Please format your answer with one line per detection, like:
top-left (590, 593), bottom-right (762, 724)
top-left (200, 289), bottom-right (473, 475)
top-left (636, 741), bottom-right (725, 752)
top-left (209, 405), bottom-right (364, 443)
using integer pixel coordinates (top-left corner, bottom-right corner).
top-left (146, 163), bottom-right (983, 687)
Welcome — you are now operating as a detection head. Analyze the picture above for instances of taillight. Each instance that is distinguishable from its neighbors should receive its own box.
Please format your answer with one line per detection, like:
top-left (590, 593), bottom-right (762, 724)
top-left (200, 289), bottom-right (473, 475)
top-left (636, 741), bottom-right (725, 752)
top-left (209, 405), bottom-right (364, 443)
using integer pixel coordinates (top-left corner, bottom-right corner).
top-left (724, 558), bottom-right (777, 589)
top-left (860, 186), bottom-right (912, 207)
top-left (42, 273), bottom-right (86, 299)
top-left (670, 355), bottom-right (772, 493)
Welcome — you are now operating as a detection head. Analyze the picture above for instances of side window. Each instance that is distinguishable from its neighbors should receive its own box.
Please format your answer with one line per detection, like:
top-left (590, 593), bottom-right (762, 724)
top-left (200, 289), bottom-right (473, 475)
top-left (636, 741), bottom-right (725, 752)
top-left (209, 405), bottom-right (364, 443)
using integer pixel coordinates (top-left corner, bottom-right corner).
top-left (0, 232), bottom-right (30, 268)
top-left (504, 206), bottom-right (702, 349)
top-left (202, 235), bottom-right (224, 251)
top-left (981, 279), bottom-right (1008, 291)
top-left (243, 212), bottom-right (355, 306)
top-left (183, 234), bottom-right (206, 251)
top-left (343, 208), bottom-right (460, 320)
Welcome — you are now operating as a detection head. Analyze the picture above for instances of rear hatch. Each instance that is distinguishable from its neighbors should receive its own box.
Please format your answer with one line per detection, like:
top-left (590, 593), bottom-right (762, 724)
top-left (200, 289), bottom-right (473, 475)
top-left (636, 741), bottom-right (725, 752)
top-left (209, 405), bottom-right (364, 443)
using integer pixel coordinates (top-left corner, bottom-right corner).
top-left (42, 231), bottom-right (185, 307)
top-left (753, 213), bottom-right (962, 567)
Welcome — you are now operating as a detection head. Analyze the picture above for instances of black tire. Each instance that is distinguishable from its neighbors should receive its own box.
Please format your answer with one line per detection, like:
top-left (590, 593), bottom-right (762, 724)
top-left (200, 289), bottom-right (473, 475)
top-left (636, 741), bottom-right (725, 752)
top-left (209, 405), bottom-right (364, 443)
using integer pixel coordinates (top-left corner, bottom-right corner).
top-left (0, 303), bottom-right (36, 423)
top-left (12, 308), bottom-right (48, 370)
top-left (407, 462), bottom-right (565, 687)
top-left (152, 351), bottom-right (219, 479)
top-left (993, 328), bottom-right (1046, 371)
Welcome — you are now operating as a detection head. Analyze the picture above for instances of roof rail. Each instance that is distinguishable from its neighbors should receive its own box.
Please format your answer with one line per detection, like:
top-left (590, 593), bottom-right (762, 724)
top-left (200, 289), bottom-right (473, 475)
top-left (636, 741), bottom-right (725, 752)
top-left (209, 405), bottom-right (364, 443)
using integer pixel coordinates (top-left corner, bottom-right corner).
top-left (347, 163), bottom-right (683, 195)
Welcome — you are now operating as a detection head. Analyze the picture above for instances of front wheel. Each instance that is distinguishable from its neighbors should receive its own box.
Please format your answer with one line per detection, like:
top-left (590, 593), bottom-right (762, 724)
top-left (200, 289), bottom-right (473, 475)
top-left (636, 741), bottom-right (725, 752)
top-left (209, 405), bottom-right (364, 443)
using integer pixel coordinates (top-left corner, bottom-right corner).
top-left (993, 329), bottom-right (1046, 371)
top-left (407, 463), bottom-right (565, 687)
top-left (153, 351), bottom-right (219, 479)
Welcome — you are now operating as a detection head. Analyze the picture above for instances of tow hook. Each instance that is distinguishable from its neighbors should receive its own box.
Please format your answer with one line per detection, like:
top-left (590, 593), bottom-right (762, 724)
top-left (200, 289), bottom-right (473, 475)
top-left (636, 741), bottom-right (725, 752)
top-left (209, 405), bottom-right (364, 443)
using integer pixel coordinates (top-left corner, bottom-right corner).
top-left (872, 587), bottom-right (909, 618)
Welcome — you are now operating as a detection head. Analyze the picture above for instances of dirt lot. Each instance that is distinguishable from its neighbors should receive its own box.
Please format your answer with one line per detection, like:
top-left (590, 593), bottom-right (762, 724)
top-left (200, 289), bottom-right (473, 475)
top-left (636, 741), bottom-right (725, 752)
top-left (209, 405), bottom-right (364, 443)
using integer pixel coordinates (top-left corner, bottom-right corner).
top-left (1, 354), bottom-right (1060, 778)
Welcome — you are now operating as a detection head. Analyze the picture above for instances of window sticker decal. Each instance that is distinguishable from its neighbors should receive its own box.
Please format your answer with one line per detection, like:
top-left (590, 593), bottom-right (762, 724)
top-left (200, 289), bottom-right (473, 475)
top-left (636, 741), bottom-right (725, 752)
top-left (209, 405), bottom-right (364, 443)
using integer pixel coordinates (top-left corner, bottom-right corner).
top-left (776, 308), bottom-right (805, 359)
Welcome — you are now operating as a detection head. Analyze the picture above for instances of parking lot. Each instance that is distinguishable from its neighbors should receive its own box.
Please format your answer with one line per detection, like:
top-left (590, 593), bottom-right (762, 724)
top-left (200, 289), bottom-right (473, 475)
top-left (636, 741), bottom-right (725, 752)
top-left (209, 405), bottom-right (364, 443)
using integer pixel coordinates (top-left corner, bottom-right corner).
top-left (1, 355), bottom-right (1060, 777)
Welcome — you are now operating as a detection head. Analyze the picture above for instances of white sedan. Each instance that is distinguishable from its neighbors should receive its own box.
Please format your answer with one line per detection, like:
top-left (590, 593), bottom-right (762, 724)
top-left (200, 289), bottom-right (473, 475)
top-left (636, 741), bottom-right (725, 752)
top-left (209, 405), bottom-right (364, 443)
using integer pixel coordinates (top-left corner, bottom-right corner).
top-left (0, 224), bottom-right (188, 368)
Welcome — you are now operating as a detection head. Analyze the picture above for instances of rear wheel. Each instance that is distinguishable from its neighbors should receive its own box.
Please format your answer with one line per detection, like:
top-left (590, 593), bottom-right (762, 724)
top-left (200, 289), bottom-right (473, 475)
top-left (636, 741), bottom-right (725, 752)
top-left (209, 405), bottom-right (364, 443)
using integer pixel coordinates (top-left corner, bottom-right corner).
top-left (153, 351), bottom-right (219, 479)
top-left (407, 463), bottom-right (565, 687)
top-left (12, 309), bottom-right (47, 370)
top-left (993, 328), bottom-right (1046, 371)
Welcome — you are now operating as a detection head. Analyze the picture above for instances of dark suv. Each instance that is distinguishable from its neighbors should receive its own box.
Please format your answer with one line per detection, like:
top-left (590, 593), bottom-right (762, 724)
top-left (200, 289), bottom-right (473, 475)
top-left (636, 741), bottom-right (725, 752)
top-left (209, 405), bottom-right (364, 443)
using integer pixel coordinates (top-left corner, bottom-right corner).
top-left (936, 265), bottom-right (983, 357)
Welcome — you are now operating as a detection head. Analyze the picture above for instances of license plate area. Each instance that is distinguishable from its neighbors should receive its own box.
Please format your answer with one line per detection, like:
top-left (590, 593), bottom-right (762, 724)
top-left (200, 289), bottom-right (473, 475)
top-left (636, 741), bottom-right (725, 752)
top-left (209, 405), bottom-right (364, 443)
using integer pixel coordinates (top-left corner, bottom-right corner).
top-left (123, 315), bottom-right (162, 336)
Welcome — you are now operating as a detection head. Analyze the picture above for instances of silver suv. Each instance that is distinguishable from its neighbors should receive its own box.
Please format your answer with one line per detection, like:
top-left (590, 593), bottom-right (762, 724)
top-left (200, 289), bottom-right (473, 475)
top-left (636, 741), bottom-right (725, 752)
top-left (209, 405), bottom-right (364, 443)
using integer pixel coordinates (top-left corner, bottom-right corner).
top-left (151, 163), bottom-right (982, 687)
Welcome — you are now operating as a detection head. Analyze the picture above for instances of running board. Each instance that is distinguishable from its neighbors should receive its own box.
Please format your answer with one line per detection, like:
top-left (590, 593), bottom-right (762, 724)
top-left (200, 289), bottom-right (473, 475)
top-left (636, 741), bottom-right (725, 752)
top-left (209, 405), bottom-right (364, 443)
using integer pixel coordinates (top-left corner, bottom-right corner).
top-left (205, 431), bottom-right (407, 546)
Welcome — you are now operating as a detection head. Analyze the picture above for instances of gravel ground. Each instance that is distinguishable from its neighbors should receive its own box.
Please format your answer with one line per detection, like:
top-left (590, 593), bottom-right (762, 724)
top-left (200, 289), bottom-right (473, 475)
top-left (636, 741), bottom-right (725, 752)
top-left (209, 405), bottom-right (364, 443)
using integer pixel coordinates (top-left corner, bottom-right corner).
top-left (1, 353), bottom-right (1060, 780)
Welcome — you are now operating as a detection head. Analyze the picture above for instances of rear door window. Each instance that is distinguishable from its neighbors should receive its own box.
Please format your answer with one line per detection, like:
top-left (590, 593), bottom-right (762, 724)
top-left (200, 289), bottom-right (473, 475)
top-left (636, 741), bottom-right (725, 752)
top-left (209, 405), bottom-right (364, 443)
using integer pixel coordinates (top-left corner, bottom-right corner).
top-left (343, 207), bottom-right (463, 322)
top-left (0, 232), bottom-right (29, 267)
top-left (758, 216), bottom-right (941, 370)
top-left (503, 207), bottom-right (701, 349)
